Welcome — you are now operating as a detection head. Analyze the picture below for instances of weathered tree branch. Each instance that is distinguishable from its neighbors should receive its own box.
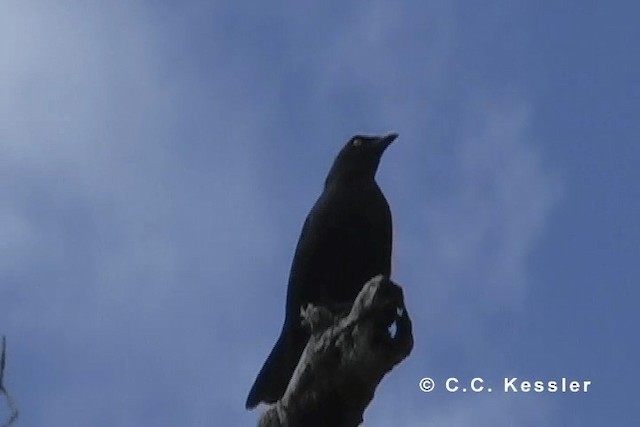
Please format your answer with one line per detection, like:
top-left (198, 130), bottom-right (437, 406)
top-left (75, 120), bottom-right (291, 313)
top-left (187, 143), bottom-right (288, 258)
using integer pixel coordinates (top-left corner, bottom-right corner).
top-left (259, 275), bottom-right (413, 427)
top-left (1, 336), bottom-right (19, 427)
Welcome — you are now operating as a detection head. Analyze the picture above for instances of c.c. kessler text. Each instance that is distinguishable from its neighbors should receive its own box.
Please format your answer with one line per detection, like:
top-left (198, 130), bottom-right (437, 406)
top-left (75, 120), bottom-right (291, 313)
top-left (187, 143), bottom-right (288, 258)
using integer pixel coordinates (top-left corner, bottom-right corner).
top-left (503, 377), bottom-right (591, 393)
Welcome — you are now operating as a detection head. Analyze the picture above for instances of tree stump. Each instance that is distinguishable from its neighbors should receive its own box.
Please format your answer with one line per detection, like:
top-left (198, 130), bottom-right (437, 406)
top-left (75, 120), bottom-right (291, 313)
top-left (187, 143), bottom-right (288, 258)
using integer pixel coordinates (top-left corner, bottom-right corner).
top-left (259, 275), bottom-right (413, 427)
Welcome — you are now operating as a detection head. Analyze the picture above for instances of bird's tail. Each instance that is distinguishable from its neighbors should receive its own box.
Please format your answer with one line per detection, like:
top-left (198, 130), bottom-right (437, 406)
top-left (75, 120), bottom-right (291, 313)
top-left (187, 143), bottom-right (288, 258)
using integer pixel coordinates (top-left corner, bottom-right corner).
top-left (245, 325), bottom-right (306, 409)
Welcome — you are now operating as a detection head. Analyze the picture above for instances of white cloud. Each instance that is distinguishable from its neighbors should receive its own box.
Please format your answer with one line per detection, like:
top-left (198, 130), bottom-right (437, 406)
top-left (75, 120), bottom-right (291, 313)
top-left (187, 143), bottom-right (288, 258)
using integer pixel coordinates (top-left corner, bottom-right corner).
top-left (0, 207), bottom-right (35, 272)
top-left (0, 2), bottom-right (279, 425)
top-left (423, 102), bottom-right (560, 314)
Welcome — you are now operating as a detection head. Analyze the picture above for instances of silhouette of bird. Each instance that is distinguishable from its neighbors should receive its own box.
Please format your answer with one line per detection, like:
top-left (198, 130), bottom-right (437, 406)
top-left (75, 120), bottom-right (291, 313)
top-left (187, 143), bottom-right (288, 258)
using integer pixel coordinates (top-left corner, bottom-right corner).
top-left (246, 133), bottom-right (397, 409)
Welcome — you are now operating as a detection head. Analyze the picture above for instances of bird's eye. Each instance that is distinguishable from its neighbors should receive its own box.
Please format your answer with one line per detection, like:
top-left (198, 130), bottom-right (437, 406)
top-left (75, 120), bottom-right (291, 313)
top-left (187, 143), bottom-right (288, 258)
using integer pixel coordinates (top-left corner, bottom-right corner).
top-left (352, 138), bottom-right (362, 147)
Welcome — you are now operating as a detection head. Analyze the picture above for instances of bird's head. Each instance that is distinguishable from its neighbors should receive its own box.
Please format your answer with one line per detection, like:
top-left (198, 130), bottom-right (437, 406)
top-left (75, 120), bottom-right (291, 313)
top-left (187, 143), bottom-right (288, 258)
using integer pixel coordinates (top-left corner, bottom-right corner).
top-left (325, 133), bottom-right (397, 187)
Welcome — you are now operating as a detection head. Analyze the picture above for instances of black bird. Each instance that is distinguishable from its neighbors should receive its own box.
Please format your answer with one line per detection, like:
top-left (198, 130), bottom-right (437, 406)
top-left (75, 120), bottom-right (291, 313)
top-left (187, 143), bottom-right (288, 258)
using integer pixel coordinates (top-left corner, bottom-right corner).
top-left (246, 133), bottom-right (397, 409)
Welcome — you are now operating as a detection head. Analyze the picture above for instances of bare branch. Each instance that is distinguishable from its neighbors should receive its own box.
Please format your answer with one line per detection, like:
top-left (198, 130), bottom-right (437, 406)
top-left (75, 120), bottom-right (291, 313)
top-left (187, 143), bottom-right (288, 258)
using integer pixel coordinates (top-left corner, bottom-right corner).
top-left (0, 336), bottom-right (5, 388)
top-left (1, 337), bottom-right (19, 427)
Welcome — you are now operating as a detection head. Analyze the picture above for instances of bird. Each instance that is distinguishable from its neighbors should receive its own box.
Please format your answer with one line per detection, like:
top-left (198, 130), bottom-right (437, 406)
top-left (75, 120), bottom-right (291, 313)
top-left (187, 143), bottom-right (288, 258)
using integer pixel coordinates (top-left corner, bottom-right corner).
top-left (246, 133), bottom-right (397, 409)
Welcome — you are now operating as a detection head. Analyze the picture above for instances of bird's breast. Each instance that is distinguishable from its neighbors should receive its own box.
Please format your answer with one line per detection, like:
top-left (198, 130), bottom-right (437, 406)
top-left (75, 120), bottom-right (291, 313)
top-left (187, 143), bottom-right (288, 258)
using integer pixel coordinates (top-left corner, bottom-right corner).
top-left (296, 184), bottom-right (392, 309)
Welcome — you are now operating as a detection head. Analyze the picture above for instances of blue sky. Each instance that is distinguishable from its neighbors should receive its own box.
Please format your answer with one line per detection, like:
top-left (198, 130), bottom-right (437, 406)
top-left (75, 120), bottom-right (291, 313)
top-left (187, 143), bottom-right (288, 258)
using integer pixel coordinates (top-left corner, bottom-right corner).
top-left (1, 1), bottom-right (638, 426)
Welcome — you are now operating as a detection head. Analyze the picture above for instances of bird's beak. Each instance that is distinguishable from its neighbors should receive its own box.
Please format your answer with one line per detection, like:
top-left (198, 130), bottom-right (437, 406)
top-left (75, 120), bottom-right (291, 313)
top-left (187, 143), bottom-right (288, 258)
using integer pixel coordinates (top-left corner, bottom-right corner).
top-left (377, 133), bottom-right (398, 151)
